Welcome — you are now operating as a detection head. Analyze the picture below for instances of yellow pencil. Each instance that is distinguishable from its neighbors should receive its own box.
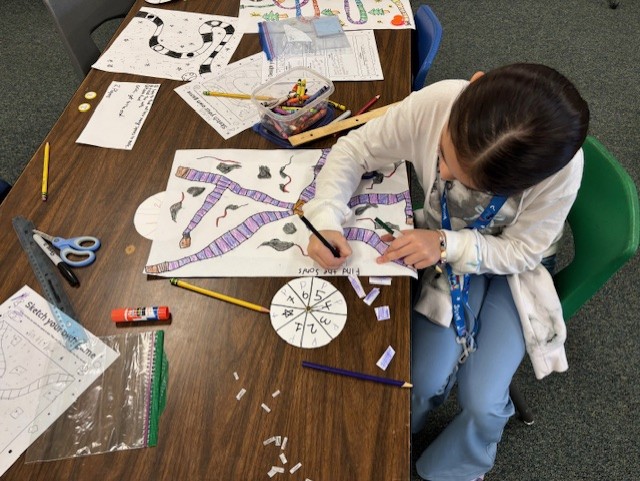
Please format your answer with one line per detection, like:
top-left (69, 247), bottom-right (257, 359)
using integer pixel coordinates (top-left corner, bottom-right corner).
top-left (170, 278), bottom-right (270, 314)
top-left (41, 142), bottom-right (50, 202)
top-left (202, 91), bottom-right (275, 101)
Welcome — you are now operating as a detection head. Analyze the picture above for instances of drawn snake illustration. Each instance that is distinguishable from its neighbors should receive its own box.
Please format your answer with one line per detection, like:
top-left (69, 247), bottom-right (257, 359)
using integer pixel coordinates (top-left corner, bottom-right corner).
top-left (0, 321), bottom-right (74, 401)
top-left (135, 10), bottom-right (236, 76)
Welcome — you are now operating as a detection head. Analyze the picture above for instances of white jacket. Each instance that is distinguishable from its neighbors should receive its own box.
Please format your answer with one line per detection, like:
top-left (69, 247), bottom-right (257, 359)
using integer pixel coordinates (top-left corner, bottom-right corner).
top-left (303, 79), bottom-right (583, 379)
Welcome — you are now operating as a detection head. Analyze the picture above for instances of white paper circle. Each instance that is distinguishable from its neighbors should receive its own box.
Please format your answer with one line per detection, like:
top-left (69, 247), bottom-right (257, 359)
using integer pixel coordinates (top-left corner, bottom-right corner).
top-left (134, 191), bottom-right (166, 240)
top-left (270, 277), bottom-right (348, 349)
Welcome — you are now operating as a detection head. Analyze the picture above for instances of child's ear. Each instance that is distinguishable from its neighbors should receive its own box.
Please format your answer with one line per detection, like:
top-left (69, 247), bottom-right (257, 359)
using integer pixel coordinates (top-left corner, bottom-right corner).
top-left (470, 71), bottom-right (485, 83)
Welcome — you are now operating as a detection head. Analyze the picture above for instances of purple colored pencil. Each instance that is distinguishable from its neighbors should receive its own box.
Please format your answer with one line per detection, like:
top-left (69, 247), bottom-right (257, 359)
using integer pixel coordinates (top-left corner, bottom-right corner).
top-left (301, 361), bottom-right (412, 388)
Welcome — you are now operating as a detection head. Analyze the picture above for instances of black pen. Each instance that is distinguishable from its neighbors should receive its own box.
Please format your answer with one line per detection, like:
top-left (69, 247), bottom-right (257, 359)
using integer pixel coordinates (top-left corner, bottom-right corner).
top-left (299, 215), bottom-right (341, 258)
top-left (33, 233), bottom-right (80, 287)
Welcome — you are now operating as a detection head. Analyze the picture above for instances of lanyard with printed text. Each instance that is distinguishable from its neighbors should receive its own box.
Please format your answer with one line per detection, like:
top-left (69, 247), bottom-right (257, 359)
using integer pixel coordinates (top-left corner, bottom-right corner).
top-left (440, 184), bottom-right (507, 361)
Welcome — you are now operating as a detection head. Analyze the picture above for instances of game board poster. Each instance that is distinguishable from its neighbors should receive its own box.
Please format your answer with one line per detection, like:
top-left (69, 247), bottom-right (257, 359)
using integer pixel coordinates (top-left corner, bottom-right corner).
top-left (93, 8), bottom-right (243, 81)
top-left (144, 149), bottom-right (417, 278)
top-left (237, 0), bottom-right (415, 34)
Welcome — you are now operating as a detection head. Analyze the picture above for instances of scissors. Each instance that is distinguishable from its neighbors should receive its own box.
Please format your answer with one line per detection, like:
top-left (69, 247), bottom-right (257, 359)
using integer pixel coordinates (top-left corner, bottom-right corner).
top-left (32, 229), bottom-right (101, 267)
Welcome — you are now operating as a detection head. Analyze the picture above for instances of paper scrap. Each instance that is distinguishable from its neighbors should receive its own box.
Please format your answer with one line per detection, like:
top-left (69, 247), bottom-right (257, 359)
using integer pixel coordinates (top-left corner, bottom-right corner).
top-left (348, 274), bottom-right (366, 298)
top-left (236, 388), bottom-right (247, 400)
top-left (261, 403), bottom-right (271, 413)
top-left (376, 345), bottom-right (396, 371)
top-left (369, 276), bottom-right (392, 286)
top-left (374, 305), bottom-right (391, 321)
top-left (76, 81), bottom-right (159, 150)
top-left (363, 287), bottom-right (380, 306)
top-left (290, 462), bottom-right (302, 474)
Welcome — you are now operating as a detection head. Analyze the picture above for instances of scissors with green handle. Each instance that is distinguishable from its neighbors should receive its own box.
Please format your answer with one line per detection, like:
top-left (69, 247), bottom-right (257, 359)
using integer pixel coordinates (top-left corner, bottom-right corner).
top-left (32, 229), bottom-right (101, 267)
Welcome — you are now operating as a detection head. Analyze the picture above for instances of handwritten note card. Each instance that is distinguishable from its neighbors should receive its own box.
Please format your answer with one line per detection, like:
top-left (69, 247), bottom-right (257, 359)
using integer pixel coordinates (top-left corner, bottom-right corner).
top-left (77, 82), bottom-right (160, 150)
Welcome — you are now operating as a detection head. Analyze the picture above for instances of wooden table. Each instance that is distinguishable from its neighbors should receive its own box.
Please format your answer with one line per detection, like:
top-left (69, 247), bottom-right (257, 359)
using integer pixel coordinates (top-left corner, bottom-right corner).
top-left (0, 2), bottom-right (412, 480)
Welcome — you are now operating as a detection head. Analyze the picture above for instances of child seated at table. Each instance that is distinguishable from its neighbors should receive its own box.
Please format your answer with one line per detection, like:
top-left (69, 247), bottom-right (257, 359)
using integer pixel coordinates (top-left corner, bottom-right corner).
top-left (302, 63), bottom-right (589, 481)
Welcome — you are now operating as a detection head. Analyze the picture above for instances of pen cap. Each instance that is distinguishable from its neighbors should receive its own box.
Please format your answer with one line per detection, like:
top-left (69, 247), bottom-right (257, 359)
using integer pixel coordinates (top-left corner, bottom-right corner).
top-left (111, 306), bottom-right (170, 322)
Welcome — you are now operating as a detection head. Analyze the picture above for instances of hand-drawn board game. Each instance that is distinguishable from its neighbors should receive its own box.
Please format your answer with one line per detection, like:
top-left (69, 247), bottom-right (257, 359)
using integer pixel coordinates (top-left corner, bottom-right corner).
top-left (93, 7), bottom-right (243, 81)
top-left (237, 0), bottom-right (415, 34)
top-left (143, 148), bottom-right (416, 278)
top-left (0, 286), bottom-right (119, 477)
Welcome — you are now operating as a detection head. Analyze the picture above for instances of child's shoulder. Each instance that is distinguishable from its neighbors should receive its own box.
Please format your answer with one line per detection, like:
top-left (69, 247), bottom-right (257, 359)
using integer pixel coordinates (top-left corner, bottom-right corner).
top-left (407, 79), bottom-right (469, 110)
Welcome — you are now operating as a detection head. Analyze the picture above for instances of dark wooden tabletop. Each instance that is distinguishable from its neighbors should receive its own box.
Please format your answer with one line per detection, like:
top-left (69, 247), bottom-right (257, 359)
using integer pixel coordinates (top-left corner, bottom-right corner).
top-left (0, 2), bottom-right (412, 480)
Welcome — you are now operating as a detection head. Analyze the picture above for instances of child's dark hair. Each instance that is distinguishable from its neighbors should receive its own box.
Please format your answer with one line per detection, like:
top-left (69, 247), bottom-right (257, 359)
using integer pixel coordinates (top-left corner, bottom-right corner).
top-left (448, 63), bottom-right (590, 196)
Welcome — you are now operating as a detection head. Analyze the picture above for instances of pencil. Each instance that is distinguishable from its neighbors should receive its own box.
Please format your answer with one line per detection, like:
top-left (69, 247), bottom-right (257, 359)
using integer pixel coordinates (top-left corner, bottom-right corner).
top-left (302, 361), bottom-right (412, 388)
top-left (202, 91), bottom-right (275, 101)
top-left (299, 215), bottom-right (340, 258)
top-left (354, 94), bottom-right (380, 116)
top-left (41, 142), bottom-right (49, 202)
top-left (170, 278), bottom-right (270, 314)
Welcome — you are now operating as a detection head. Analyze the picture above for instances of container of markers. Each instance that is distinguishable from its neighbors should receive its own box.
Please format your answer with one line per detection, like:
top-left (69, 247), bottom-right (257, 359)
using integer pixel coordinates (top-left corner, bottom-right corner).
top-left (251, 67), bottom-right (335, 140)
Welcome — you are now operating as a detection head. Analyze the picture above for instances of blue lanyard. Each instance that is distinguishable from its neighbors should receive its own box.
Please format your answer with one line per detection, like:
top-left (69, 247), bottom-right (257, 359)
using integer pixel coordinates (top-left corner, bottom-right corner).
top-left (440, 183), bottom-right (507, 360)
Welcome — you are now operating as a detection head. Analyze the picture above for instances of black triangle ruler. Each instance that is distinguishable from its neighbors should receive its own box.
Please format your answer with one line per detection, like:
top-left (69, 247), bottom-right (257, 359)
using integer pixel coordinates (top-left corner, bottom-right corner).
top-left (12, 215), bottom-right (87, 348)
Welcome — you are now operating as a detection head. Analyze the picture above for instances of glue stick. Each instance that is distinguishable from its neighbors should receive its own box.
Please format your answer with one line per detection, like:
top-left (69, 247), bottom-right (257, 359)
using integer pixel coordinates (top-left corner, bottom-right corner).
top-left (111, 306), bottom-right (170, 322)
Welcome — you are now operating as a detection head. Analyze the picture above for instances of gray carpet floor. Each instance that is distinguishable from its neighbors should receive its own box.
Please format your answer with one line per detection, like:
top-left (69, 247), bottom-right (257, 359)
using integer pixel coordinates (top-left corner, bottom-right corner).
top-left (0, 1), bottom-right (638, 480)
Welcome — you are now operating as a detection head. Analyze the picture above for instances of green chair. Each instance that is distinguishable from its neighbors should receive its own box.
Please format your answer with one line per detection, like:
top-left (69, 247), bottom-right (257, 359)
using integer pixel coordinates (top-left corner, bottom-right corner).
top-left (510, 135), bottom-right (640, 424)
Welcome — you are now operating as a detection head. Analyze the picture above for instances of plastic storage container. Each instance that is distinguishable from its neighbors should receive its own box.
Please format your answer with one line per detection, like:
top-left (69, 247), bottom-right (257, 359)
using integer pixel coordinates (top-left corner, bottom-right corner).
top-left (252, 67), bottom-right (335, 140)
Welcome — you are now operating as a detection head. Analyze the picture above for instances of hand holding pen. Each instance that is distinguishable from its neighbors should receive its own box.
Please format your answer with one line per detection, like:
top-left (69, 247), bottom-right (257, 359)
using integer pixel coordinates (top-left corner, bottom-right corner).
top-left (306, 229), bottom-right (352, 270)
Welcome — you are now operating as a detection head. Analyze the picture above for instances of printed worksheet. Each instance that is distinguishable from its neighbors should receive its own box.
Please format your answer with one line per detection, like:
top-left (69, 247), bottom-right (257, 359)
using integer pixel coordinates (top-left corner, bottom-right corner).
top-left (0, 286), bottom-right (119, 477)
top-left (262, 30), bottom-right (383, 81)
top-left (76, 82), bottom-right (160, 150)
top-left (175, 53), bottom-right (264, 140)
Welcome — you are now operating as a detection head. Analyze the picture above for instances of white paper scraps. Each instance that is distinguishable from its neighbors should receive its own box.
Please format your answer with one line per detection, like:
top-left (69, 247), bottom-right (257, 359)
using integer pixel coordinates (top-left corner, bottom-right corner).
top-left (348, 274), bottom-right (366, 298)
top-left (233, 371), bottom-right (239, 380)
top-left (272, 389), bottom-right (281, 398)
top-left (261, 403), bottom-right (271, 413)
top-left (76, 81), bottom-right (159, 150)
top-left (268, 466), bottom-right (285, 477)
top-left (279, 452), bottom-right (288, 464)
top-left (369, 276), bottom-right (392, 286)
top-left (281, 436), bottom-right (288, 450)
top-left (363, 287), bottom-right (381, 306)
top-left (374, 305), bottom-right (391, 321)
top-left (263, 436), bottom-right (276, 446)
top-left (376, 345), bottom-right (396, 371)
top-left (236, 388), bottom-right (247, 400)
top-left (290, 462), bottom-right (302, 474)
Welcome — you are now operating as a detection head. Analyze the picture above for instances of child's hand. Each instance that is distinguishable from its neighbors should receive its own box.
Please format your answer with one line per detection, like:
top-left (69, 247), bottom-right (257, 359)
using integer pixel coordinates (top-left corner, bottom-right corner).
top-left (376, 229), bottom-right (442, 269)
top-left (307, 230), bottom-right (352, 270)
